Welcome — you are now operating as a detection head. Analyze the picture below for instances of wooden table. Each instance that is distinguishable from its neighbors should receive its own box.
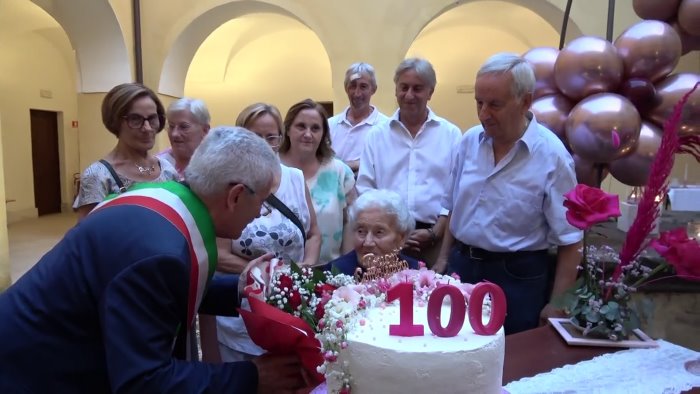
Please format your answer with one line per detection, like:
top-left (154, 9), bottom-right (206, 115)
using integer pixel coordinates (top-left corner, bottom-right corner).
top-left (503, 325), bottom-right (700, 393)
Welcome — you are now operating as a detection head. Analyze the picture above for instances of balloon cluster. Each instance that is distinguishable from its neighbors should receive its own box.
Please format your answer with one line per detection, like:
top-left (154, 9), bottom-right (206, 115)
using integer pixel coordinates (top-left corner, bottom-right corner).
top-left (525, 2), bottom-right (699, 187)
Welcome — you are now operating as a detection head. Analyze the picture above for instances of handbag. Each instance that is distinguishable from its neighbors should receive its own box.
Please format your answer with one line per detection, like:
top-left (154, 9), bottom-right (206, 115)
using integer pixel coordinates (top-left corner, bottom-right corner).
top-left (265, 193), bottom-right (306, 245)
top-left (99, 159), bottom-right (127, 193)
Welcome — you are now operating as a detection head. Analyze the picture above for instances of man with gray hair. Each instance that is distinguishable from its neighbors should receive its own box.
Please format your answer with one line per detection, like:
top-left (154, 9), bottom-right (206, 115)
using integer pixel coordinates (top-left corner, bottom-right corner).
top-left (0, 127), bottom-right (307, 393)
top-left (434, 53), bottom-right (583, 335)
top-left (328, 62), bottom-right (388, 174)
top-left (357, 57), bottom-right (461, 267)
top-left (159, 97), bottom-right (211, 177)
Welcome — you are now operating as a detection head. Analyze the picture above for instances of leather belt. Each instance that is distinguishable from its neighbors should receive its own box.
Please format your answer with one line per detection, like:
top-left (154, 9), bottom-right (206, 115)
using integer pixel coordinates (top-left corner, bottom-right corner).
top-left (454, 241), bottom-right (547, 261)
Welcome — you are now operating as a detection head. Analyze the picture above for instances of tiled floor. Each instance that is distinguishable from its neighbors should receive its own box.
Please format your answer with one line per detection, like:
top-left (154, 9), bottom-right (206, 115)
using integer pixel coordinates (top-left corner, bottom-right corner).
top-left (8, 212), bottom-right (76, 283)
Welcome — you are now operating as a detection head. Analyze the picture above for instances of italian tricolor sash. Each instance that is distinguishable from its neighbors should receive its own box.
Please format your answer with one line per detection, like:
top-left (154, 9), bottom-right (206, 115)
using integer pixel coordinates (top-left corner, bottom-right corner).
top-left (93, 181), bottom-right (217, 360)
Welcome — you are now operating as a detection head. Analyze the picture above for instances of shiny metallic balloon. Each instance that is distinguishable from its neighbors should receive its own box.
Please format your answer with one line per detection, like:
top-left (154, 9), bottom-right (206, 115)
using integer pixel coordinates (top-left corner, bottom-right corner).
top-left (573, 155), bottom-right (609, 187)
top-left (531, 94), bottom-right (573, 143)
top-left (633, 0), bottom-right (681, 21)
top-left (523, 47), bottom-right (560, 99)
top-left (554, 36), bottom-right (624, 101)
top-left (672, 20), bottom-right (700, 55)
top-left (614, 20), bottom-right (681, 82)
top-left (566, 93), bottom-right (642, 163)
top-left (609, 122), bottom-right (663, 186)
top-left (620, 78), bottom-right (659, 115)
top-left (648, 73), bottom-right (700, 135)
top-left (679, 0), bottom-right (700, 36)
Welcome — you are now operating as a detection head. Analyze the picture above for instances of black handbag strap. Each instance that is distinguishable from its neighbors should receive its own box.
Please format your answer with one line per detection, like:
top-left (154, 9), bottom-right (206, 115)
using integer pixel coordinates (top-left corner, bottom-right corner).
top-left (99, 159), bottom-right (127, 193)
top-left (265, 193), bottom-right (306, 245)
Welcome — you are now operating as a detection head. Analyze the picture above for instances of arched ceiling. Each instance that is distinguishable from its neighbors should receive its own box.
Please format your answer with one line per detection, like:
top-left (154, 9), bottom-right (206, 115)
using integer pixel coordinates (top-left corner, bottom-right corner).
top-left (158, 1), bottom-right (324, 97)
top-left (29, 0), bottom-right (130, 92)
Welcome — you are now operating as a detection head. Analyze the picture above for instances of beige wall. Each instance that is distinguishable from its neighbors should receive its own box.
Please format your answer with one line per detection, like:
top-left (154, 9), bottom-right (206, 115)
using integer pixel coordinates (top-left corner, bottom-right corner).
top-left (0, 115), bottom-right (10, 290)
top-left (0, 16), bottom-right (80, 221)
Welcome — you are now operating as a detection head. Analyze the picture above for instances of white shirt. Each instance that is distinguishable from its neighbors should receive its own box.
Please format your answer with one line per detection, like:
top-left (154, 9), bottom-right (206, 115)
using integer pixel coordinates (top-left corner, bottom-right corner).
top-left (328, 106), bottom-right (388, 162)
top-left (357, 108), bottom-right (462, 223)
top-left (444, 113), bottom-right (583, 252)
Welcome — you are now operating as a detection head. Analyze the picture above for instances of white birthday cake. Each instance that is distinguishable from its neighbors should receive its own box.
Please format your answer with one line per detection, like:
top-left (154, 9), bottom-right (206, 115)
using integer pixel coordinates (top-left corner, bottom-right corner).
top-left (316, 268), bottom-right (506, 394)
top-left (326, 302), bottom-right (505, 394)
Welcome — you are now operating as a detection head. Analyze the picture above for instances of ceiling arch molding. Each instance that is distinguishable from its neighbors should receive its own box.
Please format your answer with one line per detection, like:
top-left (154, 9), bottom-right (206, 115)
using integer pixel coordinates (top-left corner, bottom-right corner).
top-left (158, 0), bottom-right (328, 98)
top-left (30, 0), bottom-right (131, 92)
top-left (405, 0), bottom-right (584, 58)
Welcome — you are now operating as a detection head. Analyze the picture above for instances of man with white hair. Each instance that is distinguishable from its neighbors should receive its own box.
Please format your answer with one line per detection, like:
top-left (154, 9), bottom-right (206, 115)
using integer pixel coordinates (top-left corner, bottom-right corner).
top-left (328, 62), bottom-right (388, 174)
top-left (435, 53), bottom-right (583, 335)
top-left (357, 58), bottom-right (461, 267)
top-left (0, 127), bottom-right (306, 393)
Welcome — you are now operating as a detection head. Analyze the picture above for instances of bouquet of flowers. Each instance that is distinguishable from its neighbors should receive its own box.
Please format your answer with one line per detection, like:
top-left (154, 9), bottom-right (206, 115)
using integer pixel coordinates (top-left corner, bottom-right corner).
top-left (557, 82), bottom-right (700, 340)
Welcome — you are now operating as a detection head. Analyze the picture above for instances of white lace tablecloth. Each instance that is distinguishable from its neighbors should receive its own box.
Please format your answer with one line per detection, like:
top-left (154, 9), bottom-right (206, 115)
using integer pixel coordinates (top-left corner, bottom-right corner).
top-left (505, 340), bottom-right (700, 394)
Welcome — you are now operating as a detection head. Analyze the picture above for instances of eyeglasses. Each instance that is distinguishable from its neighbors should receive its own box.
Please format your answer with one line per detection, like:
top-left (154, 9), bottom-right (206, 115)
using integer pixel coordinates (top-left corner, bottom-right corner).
top-left (231, 182), bottom-right (272, 216)
top-left (123, 113), bottom-right (161, 129)
top-left (264, 135), bottom-right (282, 148)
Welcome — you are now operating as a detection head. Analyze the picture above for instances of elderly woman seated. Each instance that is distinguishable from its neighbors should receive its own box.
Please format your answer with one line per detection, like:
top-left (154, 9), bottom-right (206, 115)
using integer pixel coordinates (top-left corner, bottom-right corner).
top-left (327, 189), bottom-right (420, 275)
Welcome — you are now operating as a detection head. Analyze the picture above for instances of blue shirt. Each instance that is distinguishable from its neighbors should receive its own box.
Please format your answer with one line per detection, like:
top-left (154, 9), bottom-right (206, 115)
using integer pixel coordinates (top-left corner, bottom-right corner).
top-left (444, 113), bottom-right (583, 252)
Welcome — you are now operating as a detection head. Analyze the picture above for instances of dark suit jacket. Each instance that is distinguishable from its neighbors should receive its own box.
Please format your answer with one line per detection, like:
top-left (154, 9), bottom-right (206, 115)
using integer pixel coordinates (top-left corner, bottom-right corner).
top-left (0, 203), bottom-right (257, 394)
top-left (326, 250), bottom-right (420, 276)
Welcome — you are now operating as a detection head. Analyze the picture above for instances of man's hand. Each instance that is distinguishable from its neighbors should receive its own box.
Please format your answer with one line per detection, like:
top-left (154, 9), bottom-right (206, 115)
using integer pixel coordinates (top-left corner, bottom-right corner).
top-left (539, 302), bottom-right (566, 326)
top-left (432, 258), bottom-right (448, 274)
top-left (253, 354), bottom-right (306, 394)
top-left (404, 229), bottom-right (432, 253)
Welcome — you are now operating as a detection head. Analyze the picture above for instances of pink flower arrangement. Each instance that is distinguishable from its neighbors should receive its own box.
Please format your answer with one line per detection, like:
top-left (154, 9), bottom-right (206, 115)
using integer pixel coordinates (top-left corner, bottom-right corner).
top-left (559, 82), bottom-right (700, 340)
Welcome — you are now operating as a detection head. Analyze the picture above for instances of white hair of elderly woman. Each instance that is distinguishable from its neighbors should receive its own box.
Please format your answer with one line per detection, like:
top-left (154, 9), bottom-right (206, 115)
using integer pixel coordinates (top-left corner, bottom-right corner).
top-left (184, 126), bottom-right (280, 197)
top-left (349, 189), bottom-right (415, 236)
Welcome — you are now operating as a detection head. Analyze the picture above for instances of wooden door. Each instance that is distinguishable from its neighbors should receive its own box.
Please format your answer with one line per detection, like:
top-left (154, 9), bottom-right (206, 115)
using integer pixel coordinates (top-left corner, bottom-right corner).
top-left (30, 109), bottom-right (62, 215)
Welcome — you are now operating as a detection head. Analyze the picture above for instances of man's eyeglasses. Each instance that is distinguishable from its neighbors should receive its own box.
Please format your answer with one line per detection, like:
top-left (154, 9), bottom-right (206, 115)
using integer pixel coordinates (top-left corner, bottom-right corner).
top-left (231, 182), bottom-right (272, 216)
top-left (123, 113), bottom-right (161, 129)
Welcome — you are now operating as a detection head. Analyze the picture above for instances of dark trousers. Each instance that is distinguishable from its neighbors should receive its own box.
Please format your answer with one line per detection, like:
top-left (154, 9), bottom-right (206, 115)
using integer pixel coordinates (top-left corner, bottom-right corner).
top-left (447, 243), bottom-right (551, 335)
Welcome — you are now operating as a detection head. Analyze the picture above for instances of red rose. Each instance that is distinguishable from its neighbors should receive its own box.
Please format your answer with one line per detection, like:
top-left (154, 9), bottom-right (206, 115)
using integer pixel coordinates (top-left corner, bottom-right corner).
top-left (563, 184), bottom-right (621, 230)
top-left (278, 274), bottom-right (293, 291)
top-left (314, 303), bottom-right (326, 320)
top-left (651, 228), bottom-right (700, 279)
top-left (289, 290), bottom-right (302, 310)
top-left (315, 283), bottom-right (337, 296)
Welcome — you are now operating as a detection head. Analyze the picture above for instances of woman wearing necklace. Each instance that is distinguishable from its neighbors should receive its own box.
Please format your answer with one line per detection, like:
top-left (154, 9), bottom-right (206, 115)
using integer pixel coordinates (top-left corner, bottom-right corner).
top-left (73, 83), bottom-right (178, 220)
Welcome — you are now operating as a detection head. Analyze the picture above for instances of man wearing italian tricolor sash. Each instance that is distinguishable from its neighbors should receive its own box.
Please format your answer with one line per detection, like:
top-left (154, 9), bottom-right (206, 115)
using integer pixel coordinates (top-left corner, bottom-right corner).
top-left (0, 127), bottom-right (307, 393)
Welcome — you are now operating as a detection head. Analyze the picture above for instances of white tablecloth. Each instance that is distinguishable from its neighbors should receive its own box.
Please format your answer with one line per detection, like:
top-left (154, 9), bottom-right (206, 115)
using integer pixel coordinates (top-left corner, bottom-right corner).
top-left (668, 187), bottom-right (700, 212)
top-left (504, 340), bottom-right (700, 394)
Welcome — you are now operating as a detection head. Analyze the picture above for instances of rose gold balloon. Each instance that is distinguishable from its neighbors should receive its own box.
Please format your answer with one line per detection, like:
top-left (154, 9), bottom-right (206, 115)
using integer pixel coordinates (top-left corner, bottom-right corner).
top-left (672, 20), bottom-right (700, 54)
top-left (531, 94), bottom-right (573, 143)
top-left (554, 36), bottom-right (624, 101)
top-left (565, 93), bottom-right (642, 163)
top-left (633, 0), bottom-right (680, 21)
top-left (620, 78), bottom-right (659, 115)
top-left (648, 73), bottom-right (700, 135)
top-left (609, 122), bottom-right (663, 186)
top-left (679, 0), bottom-right (700, 36)
top-left (574, 155), bottom-right (609, 187)
top-left (523, 47), bottom-right (560, 99)
top-left (614, 21), bottom-right (681, 82)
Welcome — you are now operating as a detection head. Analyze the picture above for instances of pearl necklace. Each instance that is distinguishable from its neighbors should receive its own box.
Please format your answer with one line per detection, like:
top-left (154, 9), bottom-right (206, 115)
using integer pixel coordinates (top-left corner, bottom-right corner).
top-left (135, 162), bottom-right (156, 176)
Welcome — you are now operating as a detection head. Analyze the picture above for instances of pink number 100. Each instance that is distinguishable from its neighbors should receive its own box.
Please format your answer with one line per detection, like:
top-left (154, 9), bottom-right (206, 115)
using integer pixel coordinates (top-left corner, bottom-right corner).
top-left (387, 282), bottom-right (507, 337)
